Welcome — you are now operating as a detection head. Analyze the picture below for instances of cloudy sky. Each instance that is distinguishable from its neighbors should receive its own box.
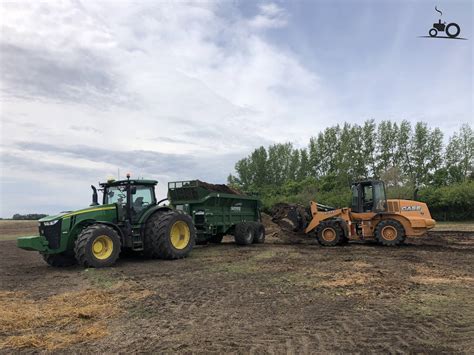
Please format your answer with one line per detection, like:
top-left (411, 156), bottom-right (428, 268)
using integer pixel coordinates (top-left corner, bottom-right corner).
top-left (0, 0), bottom-right (472, 217)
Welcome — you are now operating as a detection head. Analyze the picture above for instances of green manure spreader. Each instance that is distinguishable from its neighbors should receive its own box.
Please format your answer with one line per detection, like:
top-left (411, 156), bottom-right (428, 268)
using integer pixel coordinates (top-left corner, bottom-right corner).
top-left (168, 180), bottom-right (265, 246)
top-left (17, 176), bottom-right (264, 268)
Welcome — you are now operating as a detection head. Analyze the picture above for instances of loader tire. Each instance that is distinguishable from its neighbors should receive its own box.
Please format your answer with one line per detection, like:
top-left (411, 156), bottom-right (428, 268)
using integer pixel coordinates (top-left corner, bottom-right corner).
top-left (234, 222), bottom-right (254, 245)
top-left (74, 225), bottom-right (121, 268)
top-left (316, 221), bottom-right (344, 246)
top-left (209, 234), bottom-right (224, 244)
top-left (42, 252), bottom-right (77, 267)
top-left (375, 219), bottom-right (405, 246)
top-left (252, 222), bottom-right (265, 244)
top-left (145, 211), bottom-right (196, 259)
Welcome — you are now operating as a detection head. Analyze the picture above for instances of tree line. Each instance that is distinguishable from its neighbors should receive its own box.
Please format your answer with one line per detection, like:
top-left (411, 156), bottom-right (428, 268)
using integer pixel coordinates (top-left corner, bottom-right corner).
top-left (228, 121), bottom-right (473, 220)
top-left (11, 213), bottom-right (48, 220)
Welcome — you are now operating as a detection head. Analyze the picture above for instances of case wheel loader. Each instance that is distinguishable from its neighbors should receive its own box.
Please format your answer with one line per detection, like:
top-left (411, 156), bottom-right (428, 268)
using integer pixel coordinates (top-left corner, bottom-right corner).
top-left (272, 180), bottom-right (436, 246)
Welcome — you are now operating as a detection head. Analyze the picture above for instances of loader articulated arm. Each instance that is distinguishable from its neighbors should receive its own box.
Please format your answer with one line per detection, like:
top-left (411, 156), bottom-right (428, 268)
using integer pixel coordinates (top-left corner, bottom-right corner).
top-left (304, 201), bottom-right (345, 234)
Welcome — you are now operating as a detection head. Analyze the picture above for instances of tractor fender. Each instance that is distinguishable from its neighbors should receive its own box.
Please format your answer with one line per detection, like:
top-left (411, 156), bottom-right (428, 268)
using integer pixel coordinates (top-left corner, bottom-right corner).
top-left (139, 205), bottom-right (172, 225)
top-left (70, 219), bottom-right (124, 242)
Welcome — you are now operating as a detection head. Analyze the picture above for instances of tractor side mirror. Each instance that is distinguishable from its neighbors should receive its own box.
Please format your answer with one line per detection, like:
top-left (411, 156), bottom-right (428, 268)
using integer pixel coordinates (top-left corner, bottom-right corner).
top-left (131, 187), bottom-right (137, 195)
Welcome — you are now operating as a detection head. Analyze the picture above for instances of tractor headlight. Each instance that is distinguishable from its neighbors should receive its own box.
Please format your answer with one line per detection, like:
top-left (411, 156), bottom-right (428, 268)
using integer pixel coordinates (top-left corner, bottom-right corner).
top-left (43, 220), bottom-right (59, 226)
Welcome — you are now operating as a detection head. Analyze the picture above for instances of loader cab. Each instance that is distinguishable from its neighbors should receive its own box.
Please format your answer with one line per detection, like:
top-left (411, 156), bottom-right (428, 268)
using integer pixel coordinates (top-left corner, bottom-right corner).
top-left (100, 178), bottom-right (158, 223)
top-left (351, 180), bottom-right (387, 213)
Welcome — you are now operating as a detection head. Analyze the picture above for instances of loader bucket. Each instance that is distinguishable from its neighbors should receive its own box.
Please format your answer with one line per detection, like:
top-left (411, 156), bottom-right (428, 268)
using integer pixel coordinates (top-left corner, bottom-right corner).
top-left (270, 203), bottom-right (310, 233)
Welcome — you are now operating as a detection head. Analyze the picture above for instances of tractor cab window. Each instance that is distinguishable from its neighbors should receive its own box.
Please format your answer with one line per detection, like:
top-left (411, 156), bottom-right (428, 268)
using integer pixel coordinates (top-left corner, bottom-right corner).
top-left (131, 185), bottom-right (155, 215)
top-left (104, 186), bottom-right (127, 206)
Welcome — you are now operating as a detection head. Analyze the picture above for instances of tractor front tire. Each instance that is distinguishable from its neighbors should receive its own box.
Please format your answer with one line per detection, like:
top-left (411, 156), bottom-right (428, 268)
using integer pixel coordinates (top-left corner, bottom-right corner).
top-left (234, 222), bottom-right (254, 245)
top-left (74, 225), bottom-right (121, 268)
top-left (42, 252), bottom-right (77, 267)
top-left (252, 222), bottom-right (265, 244)
top-left (145, 211), bottom-right (196, 259)
top-left (316, 221), bottom-right (344, 246)
top-left (375, 220), bottom-right (405, 246)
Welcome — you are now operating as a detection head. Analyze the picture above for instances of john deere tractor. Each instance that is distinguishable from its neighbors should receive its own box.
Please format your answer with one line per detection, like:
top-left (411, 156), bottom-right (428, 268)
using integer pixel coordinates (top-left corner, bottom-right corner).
top-left (17, 175), bottom-right (196, 267)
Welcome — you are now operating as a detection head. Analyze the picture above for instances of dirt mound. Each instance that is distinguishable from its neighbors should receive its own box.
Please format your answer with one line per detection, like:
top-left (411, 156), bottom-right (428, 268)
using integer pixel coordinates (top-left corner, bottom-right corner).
top-left (196, 180), bottom-right (242, 195)
top-left (261, 212), bottom-right (314, 244)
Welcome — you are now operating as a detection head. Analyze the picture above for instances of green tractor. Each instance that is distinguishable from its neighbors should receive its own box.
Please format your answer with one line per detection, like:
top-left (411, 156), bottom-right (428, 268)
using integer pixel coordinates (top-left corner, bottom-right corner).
top-left (17, 175), bottom-right (196, 268)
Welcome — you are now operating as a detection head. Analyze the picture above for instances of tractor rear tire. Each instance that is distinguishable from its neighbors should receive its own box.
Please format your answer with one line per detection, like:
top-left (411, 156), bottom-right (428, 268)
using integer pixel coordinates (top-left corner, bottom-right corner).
top-left (209, 234), bottom-right (224, 244)
top-left (145, 211), bottom-right (196, 259)
top-left (375, 220), bottom-right (405, 246)
top-left (234, 222), bottom-right (254, 245)
top-left (74, 225), bottom-right (121, 268)
top-left (42, 252), bottom-right (77, 267)
top-left (252, 222), bottom-right (265, 244)
top-left (316, 221), bottom-right (344, 246)
top-left (144, 210), bottom-right (168, 257)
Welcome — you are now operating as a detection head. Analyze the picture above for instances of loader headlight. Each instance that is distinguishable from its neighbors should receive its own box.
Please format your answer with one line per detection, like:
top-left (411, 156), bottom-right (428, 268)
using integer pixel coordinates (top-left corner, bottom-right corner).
top-left (43, 220), bottom-right (59, 226)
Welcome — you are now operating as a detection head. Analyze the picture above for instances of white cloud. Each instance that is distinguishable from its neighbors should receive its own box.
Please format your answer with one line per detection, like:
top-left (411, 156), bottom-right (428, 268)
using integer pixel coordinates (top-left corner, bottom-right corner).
top-left (0, 0), bottom-right (331, 216)
top-left (248, 3), bottom-right (288, 29)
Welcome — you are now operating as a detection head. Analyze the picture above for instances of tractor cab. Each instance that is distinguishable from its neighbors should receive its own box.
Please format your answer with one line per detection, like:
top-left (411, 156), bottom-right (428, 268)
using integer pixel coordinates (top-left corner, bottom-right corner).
top-left (98, 176), bottom-right (158, 223)
top-left (351, 180), bottom-right (387, 213)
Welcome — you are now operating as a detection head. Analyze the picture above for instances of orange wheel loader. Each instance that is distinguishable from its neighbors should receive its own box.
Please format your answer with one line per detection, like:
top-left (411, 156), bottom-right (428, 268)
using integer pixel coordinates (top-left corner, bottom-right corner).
top-left (273, 180), bottom-right (436, 246)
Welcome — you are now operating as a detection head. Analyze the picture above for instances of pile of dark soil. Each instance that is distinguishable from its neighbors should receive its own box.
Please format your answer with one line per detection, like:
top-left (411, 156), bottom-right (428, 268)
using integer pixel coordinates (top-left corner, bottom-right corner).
top-left (196, 180), bottom-right (242, 195)
top-left (261, 212), bottom-right (314, 244)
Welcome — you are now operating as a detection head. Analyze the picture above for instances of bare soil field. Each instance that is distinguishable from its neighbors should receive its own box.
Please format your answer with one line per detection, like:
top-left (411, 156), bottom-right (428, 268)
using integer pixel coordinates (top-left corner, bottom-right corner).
top-left (0, 219), bottom-right (473, 353)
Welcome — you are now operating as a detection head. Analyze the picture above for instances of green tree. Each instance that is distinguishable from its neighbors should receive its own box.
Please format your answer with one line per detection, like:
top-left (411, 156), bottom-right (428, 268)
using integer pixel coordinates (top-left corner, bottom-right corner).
top-left (362, 119), bottom-right (377, 178)
top-left (445, 124), bottom-right (474, 183)
top-left (298, 148), bottom-right (310, 181)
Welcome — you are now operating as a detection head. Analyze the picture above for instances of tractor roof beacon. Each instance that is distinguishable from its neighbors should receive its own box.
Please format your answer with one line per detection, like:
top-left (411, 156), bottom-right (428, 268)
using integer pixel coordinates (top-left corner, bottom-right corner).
top-left (17, 175), bottom-right (196, 268)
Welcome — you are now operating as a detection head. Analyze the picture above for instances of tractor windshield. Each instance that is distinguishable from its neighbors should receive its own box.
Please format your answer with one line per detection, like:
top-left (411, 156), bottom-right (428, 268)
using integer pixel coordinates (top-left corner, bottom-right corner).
top-left (104, 186), bottom-right (127, 206)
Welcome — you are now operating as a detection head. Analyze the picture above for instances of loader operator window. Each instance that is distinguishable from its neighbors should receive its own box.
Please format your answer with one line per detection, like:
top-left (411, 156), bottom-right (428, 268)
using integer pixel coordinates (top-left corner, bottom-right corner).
top-left (363, 185), bottom-right (373, 212)
top-left (373, 182), bottom-right (387, 212)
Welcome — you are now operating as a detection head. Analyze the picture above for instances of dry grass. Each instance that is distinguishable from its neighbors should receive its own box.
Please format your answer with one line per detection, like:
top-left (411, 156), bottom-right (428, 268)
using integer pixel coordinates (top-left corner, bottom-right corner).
top-left (433, 221), bottom-right (474, 232)
top-left (0, 282), bottom-right (153, 350)
top-left (0, 220), bottom-right (38, 240)
top-left (411, 265), bottom-right (474, 285)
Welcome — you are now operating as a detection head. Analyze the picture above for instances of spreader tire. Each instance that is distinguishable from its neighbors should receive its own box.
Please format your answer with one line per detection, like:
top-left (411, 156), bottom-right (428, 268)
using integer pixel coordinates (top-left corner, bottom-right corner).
top-left (234, 222), bottom-right (254, 245)
top-left (145, 211), bottom-right (196, 259)
top-left (252, 222), bottom-right (265, 244)
top-left (375, 219), bottom-right (405, 246)
top-left (316, 221), bottom-right (344, 246)
top-left (74, 225), bottom-right (121, 268)
top-left (42, 252), bottom-right (77, 267)
top-left (209, 234), bottom-right (224, 244)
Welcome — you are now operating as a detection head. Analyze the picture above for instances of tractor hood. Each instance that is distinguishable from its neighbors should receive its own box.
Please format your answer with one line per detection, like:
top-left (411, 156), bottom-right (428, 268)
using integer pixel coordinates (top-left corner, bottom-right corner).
top-left (38, 204), bottom-right (117, 223)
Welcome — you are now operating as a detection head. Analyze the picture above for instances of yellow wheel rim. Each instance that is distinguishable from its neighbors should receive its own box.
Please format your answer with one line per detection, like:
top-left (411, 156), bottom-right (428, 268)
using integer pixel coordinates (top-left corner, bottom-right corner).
top-left (382, 226), bottom-right (397, 241)
top-left (322, 227), bottom-right (336, 242)
top-left (92, 235), bottom-right (114, 260)
top-left (170, 221), bottom-right (190, 250)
